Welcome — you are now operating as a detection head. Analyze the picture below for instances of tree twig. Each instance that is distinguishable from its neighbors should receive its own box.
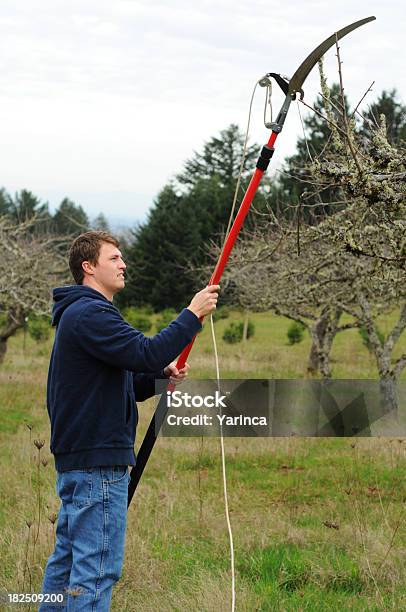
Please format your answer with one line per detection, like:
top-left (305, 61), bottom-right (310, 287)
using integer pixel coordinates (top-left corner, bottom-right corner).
top-left (351, 81), bottom-right (375, 119)
top-left (335, 34), bottom-right (363, 176)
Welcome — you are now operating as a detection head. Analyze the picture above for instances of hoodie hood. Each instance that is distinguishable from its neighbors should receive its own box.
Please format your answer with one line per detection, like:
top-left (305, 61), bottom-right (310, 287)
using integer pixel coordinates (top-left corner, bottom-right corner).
top-left (52, 285), bottom-right (111, 326)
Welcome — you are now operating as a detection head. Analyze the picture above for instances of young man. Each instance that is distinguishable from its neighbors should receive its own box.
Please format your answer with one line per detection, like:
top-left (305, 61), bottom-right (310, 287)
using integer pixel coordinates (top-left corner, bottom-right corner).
top-left (40, 231), bottom-right (219, 611)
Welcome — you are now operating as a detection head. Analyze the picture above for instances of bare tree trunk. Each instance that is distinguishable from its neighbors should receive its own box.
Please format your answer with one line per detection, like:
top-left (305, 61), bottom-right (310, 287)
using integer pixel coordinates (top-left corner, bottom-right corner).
top-left (307, 332), bottom-right (324, 377)
top-left (379, 374), bottom-right (398, 415)
top-left (307, 308), bottom-right (341, 379)
top-left (0, 315), bottom-right (24, 365)
top-left (374, 346), bottom-right (400, 417)
top-left (308, 308), bottom-right (329, 376)
top-left (357, 298), bottom-right (406, 417)
top-left (319, 313), bottom-right (341, 378)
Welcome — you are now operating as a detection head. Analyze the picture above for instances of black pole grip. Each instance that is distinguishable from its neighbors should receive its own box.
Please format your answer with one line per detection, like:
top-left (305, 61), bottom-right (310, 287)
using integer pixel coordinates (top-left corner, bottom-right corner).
top-left (256, 146), bottom-right (275, 171)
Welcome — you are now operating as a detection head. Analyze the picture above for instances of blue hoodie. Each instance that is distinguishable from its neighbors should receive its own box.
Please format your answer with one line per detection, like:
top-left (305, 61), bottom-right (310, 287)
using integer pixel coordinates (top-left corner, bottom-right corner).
top-left (47, 286), bottom-right (201, 471)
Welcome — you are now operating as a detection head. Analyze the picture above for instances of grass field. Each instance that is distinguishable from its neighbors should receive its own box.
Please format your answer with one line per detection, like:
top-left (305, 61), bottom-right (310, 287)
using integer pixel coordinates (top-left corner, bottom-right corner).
top-left (0, 310), bottom-right (405, 611)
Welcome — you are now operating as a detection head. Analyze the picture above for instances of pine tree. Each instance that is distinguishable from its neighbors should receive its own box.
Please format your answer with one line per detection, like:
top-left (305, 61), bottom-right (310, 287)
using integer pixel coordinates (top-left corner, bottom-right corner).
top-left (8, 190), bottom-right (52, 234)
top-left (0, 188), bottom-right (12, 217)
top-left (92, 212), bottom-right (110, 231)
top-left (10, 190), bottom-right (51, 224)
top-left (360, 89), bottom-right (406, 144)
top-left (118, 185), bottom-right (201, 310)
top-left (53, 198), bottom-right (89, 235)
top-left (177, 123), bottom-right (260, 190)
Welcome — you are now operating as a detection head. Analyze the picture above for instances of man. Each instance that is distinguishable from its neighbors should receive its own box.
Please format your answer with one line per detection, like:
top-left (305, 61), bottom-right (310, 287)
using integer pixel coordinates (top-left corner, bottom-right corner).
top-left (40, 230), bottom-right (219, 611)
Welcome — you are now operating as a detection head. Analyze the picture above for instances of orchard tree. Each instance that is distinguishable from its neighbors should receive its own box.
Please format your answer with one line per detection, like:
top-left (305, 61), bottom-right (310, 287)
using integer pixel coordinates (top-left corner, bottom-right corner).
top-left (224, 65), bottom-right (405, 411)
top-left (306, 110), bottom-right (406, 411)
top-left (278, 81), bottom-right (406, 220)
top-left (222, 222), bottom-right (355, 379)
top-left (0, 216), bottom-right (69, 363)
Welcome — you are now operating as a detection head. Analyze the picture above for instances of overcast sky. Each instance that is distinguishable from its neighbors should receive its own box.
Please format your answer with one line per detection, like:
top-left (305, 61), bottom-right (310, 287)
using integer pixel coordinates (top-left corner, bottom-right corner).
top-left (1, 1), bottom-right (404, 226)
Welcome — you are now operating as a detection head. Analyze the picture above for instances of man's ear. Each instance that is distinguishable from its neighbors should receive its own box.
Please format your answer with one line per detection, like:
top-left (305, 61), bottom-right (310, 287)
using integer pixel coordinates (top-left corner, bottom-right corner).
top-left (82, 260), bottom-right (94, 276)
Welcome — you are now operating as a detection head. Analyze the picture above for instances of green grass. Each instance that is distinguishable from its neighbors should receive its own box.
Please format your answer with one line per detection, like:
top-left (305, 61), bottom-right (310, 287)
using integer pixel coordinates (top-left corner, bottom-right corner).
top-left (0, 310), bottom-right (405, 611)
top-left (238, 543), bottom-right (363, 594)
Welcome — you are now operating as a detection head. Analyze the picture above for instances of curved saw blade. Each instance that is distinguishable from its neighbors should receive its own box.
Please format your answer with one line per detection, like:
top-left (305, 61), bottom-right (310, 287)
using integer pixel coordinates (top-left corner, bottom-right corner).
top-left (288, 16), bottom-right (376, 96)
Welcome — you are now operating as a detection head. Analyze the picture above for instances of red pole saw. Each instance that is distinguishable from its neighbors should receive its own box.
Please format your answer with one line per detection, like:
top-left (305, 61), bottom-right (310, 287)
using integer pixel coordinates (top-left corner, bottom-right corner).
top-left (128, 16), bottom-right (376, 507)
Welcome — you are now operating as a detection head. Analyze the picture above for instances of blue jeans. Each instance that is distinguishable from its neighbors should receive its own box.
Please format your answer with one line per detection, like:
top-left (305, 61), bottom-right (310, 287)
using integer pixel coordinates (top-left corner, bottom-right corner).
top-left (39, 466), bottom-right (130, 611)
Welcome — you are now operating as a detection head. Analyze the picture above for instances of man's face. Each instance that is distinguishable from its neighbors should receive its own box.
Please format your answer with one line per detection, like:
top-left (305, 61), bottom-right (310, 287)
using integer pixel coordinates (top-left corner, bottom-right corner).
top-left (83, 242), bottom-right (126, 297)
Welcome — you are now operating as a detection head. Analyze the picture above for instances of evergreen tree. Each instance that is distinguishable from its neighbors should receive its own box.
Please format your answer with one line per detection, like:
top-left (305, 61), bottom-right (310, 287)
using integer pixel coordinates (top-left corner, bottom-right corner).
top-left (92, 212), bottom-right (110, 231)
top-left (53, 198), bottom-right (89, 235)
top-left (0, 188), bottom-right (12, 217)
top-left (8, 190), bottom-right (53, 234)
top-left (10, 190), bottom-right (51, 224)
top-left (177, 123), bottom-right (260, 189)
top-left (119, 185), bottom-right (200, 310)
top-left (360, 89), bottom-right (406, 144)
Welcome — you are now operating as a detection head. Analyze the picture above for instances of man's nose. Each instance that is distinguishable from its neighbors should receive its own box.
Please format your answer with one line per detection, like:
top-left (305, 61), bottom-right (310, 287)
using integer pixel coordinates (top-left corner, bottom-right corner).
top-left (119, 259), bottom-right (126, 269)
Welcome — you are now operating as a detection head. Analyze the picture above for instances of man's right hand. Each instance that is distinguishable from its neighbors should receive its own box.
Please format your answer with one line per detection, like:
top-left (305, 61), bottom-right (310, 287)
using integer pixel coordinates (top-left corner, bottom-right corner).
top-left (187, 285), bottom-right (220, 318)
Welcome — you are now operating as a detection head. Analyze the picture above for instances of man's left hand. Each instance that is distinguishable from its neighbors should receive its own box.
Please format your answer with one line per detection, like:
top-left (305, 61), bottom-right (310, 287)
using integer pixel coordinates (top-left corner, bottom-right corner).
top-left (163, 362), bottom-right (190, 385)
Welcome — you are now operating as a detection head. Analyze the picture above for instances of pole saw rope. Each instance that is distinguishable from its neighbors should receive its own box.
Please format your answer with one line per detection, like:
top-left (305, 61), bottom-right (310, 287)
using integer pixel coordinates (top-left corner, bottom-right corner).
top-left (207, 78), bottom-right (263, 612)
top-left (223, 80), bottom-right (260, 245)
top-left (210, 314), bottom-right (236, 612)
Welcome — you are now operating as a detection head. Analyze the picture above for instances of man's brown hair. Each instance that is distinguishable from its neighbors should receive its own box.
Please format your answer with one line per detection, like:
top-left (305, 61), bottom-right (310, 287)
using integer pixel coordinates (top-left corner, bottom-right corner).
top-left (69, 231), bottom-right (120, 285)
